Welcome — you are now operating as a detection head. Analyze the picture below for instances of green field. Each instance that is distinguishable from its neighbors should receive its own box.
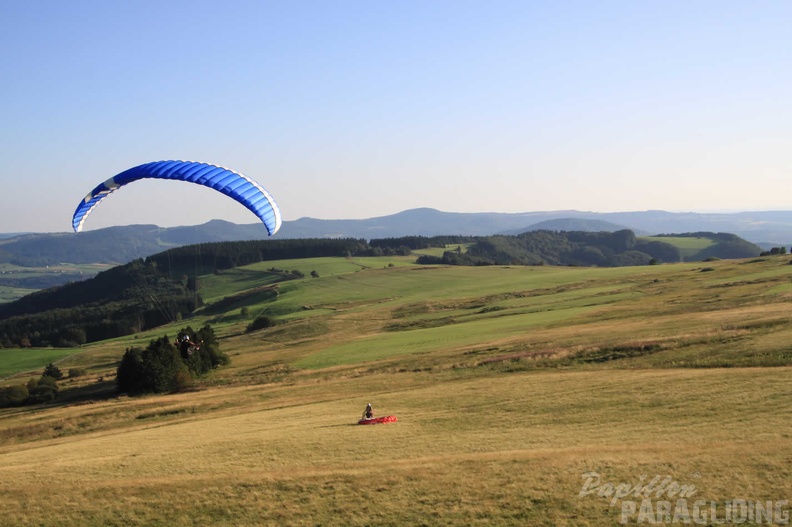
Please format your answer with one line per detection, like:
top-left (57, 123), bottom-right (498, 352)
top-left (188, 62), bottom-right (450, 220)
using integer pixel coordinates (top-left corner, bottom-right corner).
top-left (640, 235), bottom-right (716, 258)
top-left (1, 255), bottom-right (792, 525)
top-left (0, 286), bottom-right (37, 303)
top-left (0, 262), bottom-right (111, 303)
top-left (0, 348), bottom-right (79, 379)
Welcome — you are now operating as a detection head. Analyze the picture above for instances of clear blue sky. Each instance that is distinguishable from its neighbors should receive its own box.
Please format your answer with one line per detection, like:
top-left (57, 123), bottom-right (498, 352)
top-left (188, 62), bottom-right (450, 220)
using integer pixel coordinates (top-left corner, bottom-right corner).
top-left (2, 1), bottom-right (791, 232)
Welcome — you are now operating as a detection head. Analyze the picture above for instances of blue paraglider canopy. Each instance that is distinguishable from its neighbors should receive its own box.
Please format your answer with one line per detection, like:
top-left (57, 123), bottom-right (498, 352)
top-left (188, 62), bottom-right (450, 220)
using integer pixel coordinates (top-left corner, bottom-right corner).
top-left (72, 160), bottom-right (282, 235)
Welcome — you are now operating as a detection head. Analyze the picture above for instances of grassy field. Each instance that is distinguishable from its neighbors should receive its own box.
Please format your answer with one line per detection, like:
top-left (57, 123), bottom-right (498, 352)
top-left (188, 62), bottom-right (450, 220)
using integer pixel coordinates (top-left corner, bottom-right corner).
top-left (0, 348), bottom-right (81, 379)
top-left (0, 286), bottom-right (37, 303)
top-left (1, 255), bottom-right (792, 525)
top-left (0, 262), bottom-right (111, 303)
top-left (639, 235), bottom-right (716, 259)
top-left (0, 263), bottom-right (112, 273)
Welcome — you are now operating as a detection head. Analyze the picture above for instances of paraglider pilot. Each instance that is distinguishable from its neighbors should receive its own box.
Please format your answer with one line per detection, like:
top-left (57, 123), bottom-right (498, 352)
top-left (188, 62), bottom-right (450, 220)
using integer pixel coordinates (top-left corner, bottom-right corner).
top-left (178, 334), bottom-right (196, 360)
top-left (362, 403), bottom-right (374, 420)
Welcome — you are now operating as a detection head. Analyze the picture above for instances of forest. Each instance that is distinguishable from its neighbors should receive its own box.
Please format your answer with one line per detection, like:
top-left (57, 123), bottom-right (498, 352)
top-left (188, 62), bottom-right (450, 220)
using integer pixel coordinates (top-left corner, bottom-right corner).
top-left (416, 230), bottom-right (760, 267)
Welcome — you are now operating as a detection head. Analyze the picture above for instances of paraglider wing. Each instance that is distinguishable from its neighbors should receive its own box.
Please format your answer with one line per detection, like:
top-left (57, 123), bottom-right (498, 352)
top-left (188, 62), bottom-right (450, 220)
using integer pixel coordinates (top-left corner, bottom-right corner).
top-left (357, 415), bottom-right (397, 425)
top-left (71, 160), bottom-right (282, 235)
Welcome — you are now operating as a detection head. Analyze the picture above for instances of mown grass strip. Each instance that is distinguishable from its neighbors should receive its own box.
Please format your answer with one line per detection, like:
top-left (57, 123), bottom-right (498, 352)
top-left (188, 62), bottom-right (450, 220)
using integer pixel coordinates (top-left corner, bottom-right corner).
top-left (0, 348), bottom-right (78, 379)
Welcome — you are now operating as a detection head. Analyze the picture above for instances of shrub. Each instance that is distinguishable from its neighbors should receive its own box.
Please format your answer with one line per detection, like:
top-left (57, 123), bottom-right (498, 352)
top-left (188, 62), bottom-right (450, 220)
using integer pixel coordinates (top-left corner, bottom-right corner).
top-left (141, 337), bottom-right (185, 393)
top-left (43, 362), bottom-right (63, 380)
top-left (246, 315), bottom-right (274, 333)
top-left (28, 383), bottom-right (58, 404)
top-left (177, 325), bottom-right (215, 375)
top-left (173, 369), bottom-right (193, 391)
top-left (38, 375), bottom-right (59, 391)
top-left (0, 376), bottom-right (59, 407)
top-left (68, 368), bottom-right (86, 378)
top-left (196, 324), bottom-right (228, 369)
top-left (116, 347), bottom-right (146, 394)
top-left (0, 384), bottom-right (29, 407)
top-left (116, 324), bottom-right (227, 395)
top-left (116, 337), bottom-right (186, 395)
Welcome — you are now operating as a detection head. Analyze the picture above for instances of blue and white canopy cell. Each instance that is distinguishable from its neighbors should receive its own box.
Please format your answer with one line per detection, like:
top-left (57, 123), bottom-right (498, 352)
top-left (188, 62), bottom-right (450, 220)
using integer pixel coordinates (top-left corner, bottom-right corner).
top-left (72, 160), bottom-right (282, 235)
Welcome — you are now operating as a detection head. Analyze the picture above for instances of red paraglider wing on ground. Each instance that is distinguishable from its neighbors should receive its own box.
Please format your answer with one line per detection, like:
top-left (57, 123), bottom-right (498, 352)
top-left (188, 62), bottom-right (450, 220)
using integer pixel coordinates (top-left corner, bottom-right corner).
top-left (357, 415), bottom-right (397, 425)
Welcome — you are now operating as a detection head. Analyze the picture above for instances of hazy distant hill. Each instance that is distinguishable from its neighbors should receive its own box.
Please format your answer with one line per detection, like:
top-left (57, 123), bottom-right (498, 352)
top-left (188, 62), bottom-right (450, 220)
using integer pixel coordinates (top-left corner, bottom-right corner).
top-left (0, 233), bottom-right (32, 240)
top-left (0, 208), bottom-right (791, 268)
top-left (157, 220), bottom-right (269, 245)
top-left (0, 226), bottom-right (166, 266)
top-left (282, 208), bottom-right (551, 238)
top-left (283, 208), bottom-right (792, 246)
top-left (500, 218), bottom-right (641, 236)
top-left (0, 221), bottom-right (271, 266)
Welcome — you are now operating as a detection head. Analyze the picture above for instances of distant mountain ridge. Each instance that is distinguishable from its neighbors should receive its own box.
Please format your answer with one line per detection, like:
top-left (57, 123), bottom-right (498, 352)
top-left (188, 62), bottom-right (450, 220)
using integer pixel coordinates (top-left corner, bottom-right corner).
top-left (2, 208), bottom-right (792, 267)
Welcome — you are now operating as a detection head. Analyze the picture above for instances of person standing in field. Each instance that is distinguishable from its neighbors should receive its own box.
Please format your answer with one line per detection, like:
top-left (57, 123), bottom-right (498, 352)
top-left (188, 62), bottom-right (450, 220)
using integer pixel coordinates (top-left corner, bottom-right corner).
top-left (362, 403), bottom-right (373, 420)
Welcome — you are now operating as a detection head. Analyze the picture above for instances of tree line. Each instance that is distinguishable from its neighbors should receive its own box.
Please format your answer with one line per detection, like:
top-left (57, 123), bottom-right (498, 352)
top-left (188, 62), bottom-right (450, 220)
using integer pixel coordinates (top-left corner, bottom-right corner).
top-left (415, 230), bottom-right (760, 267)
top-left (147, 236), bottom-right (479, 278)
top-left (0, 259), bottom-right (198, 348)
top-left (147, 238), bottom-right (374, 277)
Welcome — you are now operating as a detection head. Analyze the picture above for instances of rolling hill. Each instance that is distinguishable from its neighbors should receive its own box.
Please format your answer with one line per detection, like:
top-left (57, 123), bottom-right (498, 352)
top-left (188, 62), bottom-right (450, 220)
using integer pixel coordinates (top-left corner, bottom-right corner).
top-left (499, 217), bottom-right (639, 235)
top-left (0, 231), bottom-right (763, 336)
top-left (1, 250), bottom-right (791, 525)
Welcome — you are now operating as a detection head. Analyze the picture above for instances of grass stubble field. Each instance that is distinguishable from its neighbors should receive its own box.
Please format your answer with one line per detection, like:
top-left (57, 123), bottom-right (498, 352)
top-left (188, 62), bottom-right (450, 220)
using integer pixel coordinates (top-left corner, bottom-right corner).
top-left (1, 254), bottom-right (791, 526)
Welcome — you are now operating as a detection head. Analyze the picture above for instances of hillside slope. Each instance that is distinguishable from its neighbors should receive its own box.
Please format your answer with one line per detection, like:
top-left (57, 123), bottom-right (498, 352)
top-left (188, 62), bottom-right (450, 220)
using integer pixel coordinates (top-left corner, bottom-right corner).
top-left (2, 253), bottom-right (792, 525)
top-left (0, 230), bottom-right (763, 337)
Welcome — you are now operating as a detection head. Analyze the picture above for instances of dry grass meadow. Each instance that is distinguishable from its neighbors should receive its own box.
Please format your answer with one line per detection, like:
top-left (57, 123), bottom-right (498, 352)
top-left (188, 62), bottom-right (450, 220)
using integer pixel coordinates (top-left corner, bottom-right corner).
top-left (1, 255), bottom-right (792, 525)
